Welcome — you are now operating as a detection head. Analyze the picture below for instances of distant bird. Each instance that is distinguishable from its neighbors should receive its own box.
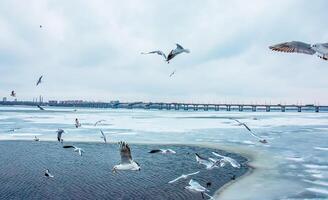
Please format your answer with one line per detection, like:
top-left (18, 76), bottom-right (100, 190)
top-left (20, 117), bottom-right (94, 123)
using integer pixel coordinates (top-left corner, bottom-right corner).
top-left (166, 43), bottom-right (190, 63)
top-left (168, 171), bottom-right (200, 183)
top-left (185, 179), bottom-right (213, 200)
top-left (7, 128), bottom-right (20, 133)
top-left (10, 90), bottom-right (16, 97)
top-left (37, 105), bottom-right (45, 110)
top-left (195, 153), bottom-right (220, 170)
top-left (94, 120), bottom-right (106, 126)
top-left (39, 25), bottom-right (42, 28)
top-left (233, 119), bottom-right (252, 132)
top-left (142, 43), bottom-right (190, 63)
top-left (212, 152), bottom-right (241, 168)
top-left (56, 129), bottom-right (65, 142)
top-left (169, 70), bottom-right (176, 77)
top-left (44, 169), bottom-right (54, 178)
top-left (206, 182), bottom-right (212, 188)
top-left (34, 136), bottom-right (39, 141)
top-left (269, 41), bottom-right (328, 61)
top-left (100, 129), bottom-right (107, 143)
top-left (63, 145), bottom-right (84, 156)
top-left (75, 118), bottom-right (81, 128)
top-left (141, 51), bottom-right (167, 60)
top-left (149, 149), bottom-right (176, 154)
top-left (232, 119), bottom-right (268, 144)
top-left (36, 75), bottom-right (43, 86)
top-left (112, 141), bottom-right (140, 172)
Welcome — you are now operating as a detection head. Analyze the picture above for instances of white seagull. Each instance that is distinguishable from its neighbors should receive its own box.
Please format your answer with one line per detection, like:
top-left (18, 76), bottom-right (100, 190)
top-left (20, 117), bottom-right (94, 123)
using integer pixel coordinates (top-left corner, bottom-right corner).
top-left (34, 136), bottom-right (40, 141)
top-left (36, 75), bottom-right (43, 86)
top-left (149, 149), bottom-right (176, 154)
top-left (63, 145), bottom-right (85, 156)
top-left (195, 153), bottom-right (220, 170)
top-left (212, 152), bottom-right (241, 168)
top-left (185, 179), bottom-right (213, 200)
top-left (10, 90), bottom-right (16, 97)
top-left (168, 171), bottom-right (200, 183)
top-left (269, 41), bottom-right (328, 61)
top-left (233, 119), bottom-right (267, 143)
top-left (44, 169), bottom-right (54, 178)
top-left (56, 129), bottom-right (65, 142)
top-left (100, 129), bottom-right (107, 143)
top-left (112, 142), bottom-right (140, 172)
top-left (94, 120), bottom-right (106, 126)
top-left (142, 43), bottom-right (190, 63)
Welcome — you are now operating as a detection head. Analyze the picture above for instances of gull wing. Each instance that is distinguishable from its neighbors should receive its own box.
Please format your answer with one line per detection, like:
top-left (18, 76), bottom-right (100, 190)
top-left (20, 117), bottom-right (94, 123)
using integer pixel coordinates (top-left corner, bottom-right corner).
top-left (176, 43), bottom-right (184, 50)
top-left (186, 171), bottom-right (200, 176)
top-left (168, 175), bottom-right (184, 183)
top-left (119, 142), bottom-right (132, 164)
top-left (242, 123), bottom-right (252, 132)
top-left (212, 152), bottom-right (240, 168)
top-left (100, 130), bottom-right (107, 143)
top-left (149, 149), bottom-right (162, 153)
top-left (141, 50), bottom-right (167, 60)
top-left (269, 41), bottom-right (315, 55)
top-left (63, 145), bottom-right (75, 148)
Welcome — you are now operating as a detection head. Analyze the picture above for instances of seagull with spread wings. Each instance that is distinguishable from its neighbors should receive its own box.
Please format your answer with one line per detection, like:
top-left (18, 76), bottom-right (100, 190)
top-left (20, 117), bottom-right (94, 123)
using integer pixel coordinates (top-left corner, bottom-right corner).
top-left (56, 129), bottom-right (65, 142)
top-left (211, 152), bottom-right (241, 168)
top-left (112, 142), bottom-right (140, 172)
top-left (185, 179), bottom-right (213, 200)
top-left (149, 149), bottom-right (176, 154)
top-left (232, 119), bottom-right (268, 144)
top-left (269, 41), bottom-right (328, 60)
top-left (142, 43), bottom-right (190, 63)
top-left (63, 145), bottom-right (85, 156)
top-left (94, 120), bottom-right (106, 126)
top-left (168, 171), bottom-right (200, 183)
top-left (195, 153), bottom-right (220, 170)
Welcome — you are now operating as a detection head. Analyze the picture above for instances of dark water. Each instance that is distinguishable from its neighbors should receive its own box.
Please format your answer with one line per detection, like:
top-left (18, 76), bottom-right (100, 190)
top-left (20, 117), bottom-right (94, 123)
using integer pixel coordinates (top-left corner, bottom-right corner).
top-left (0, 141), bottom-right (248, 200)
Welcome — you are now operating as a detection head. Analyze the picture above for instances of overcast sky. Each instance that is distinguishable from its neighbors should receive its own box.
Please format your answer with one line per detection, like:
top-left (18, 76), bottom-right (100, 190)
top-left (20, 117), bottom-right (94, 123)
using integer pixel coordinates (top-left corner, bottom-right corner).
top-left (0, 0), bottom-right (327, 104)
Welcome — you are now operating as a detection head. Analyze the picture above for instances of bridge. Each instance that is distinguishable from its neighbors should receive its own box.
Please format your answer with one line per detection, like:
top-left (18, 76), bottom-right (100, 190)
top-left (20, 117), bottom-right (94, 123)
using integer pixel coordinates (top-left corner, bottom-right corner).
top-left (1, 101), bottom-right (327, 113)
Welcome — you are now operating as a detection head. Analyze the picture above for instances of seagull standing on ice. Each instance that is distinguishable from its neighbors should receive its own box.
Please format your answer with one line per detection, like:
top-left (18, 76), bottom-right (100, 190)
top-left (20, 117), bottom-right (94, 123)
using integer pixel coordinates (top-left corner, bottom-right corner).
top-left (44, 169), bottom-right (54, 178)
top-left (112, 142), bottom-right (140, 172)
top-left (56, 129), bottom-right (65, 142)
top-left (149, 149), bottom-right (176, 154)
top-left (168, 171), bottom-right (200, 183)
top-left (195, 153), bottom-right (220, 170)
top-left (185, 179), bottom-right (213, 199)
top-left (100, 129), bottom-right (107, 143)
top-left (36, 75), bottom-right (43, 86)
top-left (269, 41), bottom-right (328, 61)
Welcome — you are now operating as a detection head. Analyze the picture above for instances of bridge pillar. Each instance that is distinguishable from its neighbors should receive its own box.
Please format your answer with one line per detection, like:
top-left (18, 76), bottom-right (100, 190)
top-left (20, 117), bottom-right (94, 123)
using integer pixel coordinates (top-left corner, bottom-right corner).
top-left (252, 106), bottom-right (256, 112)
top-left (166, 104), bottom-right (171, 110)
top-left (215, 105), bottom-right (219, 111)
top-left (281, 106), bottom-right (285, 112)
top-left (204, 105), bottom-right (208, 111)
top-left (194, 105), bottom-right (198, 111)
top-left (159, 104), bottom-right (163, 110)
top-left (238, 106), bottom-right (243, 112)
top-left (226, 105), bottom-right (231, 111)
top-left (266, 106), bottom-right (271, 112)
top-left (297, 106), bottom-right (301, 112)
top-left (174, 104), bottom-right (178, 110)
top-left (315, 106), bottom-right (319, 113)
top-left (184, 104), bottom-right (188, 110)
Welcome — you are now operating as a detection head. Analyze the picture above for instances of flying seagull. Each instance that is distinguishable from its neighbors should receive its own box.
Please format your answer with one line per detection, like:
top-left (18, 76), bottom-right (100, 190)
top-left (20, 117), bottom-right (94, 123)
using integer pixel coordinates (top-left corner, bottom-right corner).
top-left (169, 70), bottom-right (176, 77)
top-left (142, 43), bottom-right (190, 63)
top-left (112, 141), bottom-right (140, 172)
top-left (269, 41), bottom-right (328, 61)
top-left (44, 169), bottom-right (54, 178)
top-left (149, 149), bottom-right (176, 154)
top-left (185, 179), bottom-right (213, 200)
top-left (34, 136), bottom-right (40, 141)
top-left (100, 129), bottom-right (107, 143)
top-left (94, 120), bottom-right (106, 126)
top-left (10, 90), bottom-right (16, 97)
top-left (56, 129), bottom-right (65, 142)
top-left (36, 75), bottom-right (43, 86)
top-left (63, 145), bottom-right (84, 156)
top-left (168, 171), bottom-right (200, 183)
top-left (37, 105), bottom-right (45, 110)
top-left (211, 152), bottom-right (241, 168)
top-left (195, 153), bottom-right (220, 170)
top-left (75, 118), bottom-right (81, 128)
top-left (166, 43), bottom-right (190, 63)
top-left (232, 119), bottom-right (267, 143)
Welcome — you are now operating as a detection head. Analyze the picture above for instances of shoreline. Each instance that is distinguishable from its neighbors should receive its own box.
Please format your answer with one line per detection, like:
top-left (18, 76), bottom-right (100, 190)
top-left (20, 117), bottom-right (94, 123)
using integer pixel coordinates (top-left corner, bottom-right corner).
top-left (0, 139), bottom-right (253, 199)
